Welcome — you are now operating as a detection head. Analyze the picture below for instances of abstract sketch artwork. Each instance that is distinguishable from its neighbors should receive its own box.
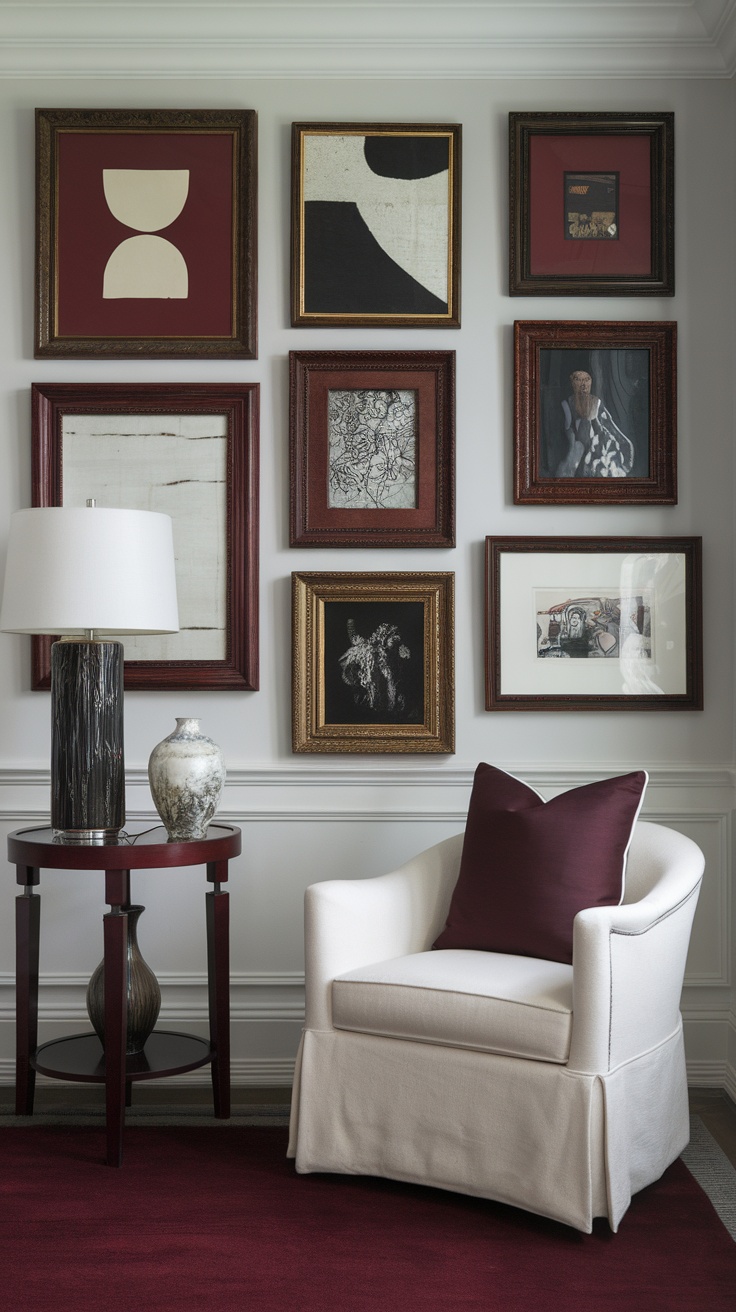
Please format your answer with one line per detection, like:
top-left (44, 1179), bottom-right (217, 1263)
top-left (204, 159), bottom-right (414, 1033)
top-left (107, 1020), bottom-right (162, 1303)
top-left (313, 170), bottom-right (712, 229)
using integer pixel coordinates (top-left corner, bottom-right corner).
top-left (61, 413), bottom-right (228, 663)
top-left (535, 590), bottom-right (652, 661)
top-left (327, 389), bottom-right (417, 510)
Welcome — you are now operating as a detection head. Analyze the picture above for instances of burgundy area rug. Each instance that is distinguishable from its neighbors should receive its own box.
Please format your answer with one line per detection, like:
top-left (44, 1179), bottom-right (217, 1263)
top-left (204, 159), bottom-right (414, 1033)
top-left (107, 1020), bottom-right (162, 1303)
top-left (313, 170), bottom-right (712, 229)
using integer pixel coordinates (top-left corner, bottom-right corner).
top-left (1, 1126), bottom-right (735, 1312)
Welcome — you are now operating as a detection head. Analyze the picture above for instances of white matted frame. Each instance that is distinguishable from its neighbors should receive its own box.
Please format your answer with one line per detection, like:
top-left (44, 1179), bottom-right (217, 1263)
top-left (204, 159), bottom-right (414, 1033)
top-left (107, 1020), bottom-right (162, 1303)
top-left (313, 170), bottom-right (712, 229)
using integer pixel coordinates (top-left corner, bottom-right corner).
top-left (485, 536), bottom-right (702, 711)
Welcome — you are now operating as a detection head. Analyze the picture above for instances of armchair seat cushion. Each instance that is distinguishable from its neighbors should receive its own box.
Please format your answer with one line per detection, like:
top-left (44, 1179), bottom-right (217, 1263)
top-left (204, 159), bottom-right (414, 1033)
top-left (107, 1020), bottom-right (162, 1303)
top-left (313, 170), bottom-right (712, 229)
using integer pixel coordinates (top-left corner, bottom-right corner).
top-left (332, 948), bottom-right (573, 1063)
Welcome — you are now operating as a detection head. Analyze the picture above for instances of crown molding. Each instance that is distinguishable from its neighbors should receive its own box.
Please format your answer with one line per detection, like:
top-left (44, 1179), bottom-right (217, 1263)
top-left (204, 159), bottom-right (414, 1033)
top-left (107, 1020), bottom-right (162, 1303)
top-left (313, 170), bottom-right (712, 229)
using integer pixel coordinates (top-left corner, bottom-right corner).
top-left (0, 2), bottom-right (733, 79)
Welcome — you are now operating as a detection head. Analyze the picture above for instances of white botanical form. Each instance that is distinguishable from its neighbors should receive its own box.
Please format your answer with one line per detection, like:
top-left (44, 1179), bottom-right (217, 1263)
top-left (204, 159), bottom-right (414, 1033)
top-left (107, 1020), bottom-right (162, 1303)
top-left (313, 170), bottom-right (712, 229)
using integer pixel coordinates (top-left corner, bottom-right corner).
top-left (338, 619), bottom-right (411, 713)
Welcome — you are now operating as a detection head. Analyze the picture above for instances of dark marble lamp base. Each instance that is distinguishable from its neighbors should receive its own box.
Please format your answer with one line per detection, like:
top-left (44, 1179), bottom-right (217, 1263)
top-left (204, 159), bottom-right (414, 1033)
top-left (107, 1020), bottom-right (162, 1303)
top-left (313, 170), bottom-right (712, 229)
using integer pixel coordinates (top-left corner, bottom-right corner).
top-left (50, 638), bottom-right (125, 840)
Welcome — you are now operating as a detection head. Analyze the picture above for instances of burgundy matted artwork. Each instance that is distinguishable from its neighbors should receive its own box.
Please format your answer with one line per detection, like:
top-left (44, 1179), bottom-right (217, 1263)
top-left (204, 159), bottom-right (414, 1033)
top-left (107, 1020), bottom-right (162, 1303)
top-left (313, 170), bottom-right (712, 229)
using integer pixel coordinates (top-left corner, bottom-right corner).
top-left (35, 108), bottom-right (257, 357)
top-left (31, 383), bottom-right (259, 691)
top-left (289, 350), bottom-right (455, 547)
top-left (509, 112), bottom-right (674, 296)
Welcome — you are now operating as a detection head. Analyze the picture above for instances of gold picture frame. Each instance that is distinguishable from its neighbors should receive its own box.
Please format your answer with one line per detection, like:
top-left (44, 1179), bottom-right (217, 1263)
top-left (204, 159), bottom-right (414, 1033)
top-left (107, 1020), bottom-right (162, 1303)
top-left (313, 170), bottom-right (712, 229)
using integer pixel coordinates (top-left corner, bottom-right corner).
top-left (291, 122), bottom-right (461, 328)
top-left (292, 571), bottom-right (454, 753)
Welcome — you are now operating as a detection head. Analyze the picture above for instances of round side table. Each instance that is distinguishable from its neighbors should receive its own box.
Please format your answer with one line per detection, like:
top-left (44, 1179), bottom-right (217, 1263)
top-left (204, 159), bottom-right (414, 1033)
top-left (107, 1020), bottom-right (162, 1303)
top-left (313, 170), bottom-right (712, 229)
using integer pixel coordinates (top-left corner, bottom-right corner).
top-left (9, 822), bottom-right (241, 1166)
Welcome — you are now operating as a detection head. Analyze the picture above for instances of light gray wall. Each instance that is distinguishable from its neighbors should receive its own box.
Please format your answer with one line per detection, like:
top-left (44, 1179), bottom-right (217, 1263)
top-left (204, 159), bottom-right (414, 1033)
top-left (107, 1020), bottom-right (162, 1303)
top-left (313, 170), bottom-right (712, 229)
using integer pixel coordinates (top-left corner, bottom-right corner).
top-left (0, 69), bottom-right (734, 1090)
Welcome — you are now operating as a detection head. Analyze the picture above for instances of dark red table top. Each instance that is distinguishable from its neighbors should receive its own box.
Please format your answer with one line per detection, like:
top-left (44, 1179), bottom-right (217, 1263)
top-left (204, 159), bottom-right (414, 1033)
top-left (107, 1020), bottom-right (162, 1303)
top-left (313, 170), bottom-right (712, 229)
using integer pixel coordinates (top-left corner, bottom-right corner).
top-left (7, 822), bottom-right (241, 871)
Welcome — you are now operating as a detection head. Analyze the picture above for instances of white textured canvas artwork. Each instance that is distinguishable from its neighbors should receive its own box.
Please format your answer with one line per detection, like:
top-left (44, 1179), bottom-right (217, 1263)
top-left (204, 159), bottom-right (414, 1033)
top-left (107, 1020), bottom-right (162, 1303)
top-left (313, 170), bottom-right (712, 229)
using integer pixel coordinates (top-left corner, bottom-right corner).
top-left (303, 134), bottom-right (449, 304)
top-left (61, 413), bottom-right (227, 662)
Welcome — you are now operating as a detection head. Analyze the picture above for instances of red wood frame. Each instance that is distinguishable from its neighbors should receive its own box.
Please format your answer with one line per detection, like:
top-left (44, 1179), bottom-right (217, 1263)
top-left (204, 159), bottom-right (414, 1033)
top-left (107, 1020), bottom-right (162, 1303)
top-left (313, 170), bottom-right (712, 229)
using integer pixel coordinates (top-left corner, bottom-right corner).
top-left (290, 351), bottom-right (455, 547)
top-left (513, 320), bottom-right (677, 505)
top-left (31, 382), bottom-right (259, 691)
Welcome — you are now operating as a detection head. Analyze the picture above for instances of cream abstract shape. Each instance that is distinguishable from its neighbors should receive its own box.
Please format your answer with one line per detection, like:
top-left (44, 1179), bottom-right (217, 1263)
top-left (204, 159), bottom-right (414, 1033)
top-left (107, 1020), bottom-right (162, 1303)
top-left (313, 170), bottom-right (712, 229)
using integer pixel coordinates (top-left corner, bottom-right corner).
top-left (103, 169), bottom-right (190, 231)
top-left (304, 135), bottom-right (448, 302)
top-left (103, 235), bottom-right (189, 299)
top-left (102, 169), bottom-right (190, 300)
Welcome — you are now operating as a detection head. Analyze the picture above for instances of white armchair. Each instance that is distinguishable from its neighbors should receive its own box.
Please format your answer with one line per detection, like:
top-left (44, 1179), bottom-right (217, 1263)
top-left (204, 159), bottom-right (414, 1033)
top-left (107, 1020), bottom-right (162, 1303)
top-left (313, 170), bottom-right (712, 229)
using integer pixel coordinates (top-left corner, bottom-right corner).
top-left (288, 820), bottom-right (703, 1233)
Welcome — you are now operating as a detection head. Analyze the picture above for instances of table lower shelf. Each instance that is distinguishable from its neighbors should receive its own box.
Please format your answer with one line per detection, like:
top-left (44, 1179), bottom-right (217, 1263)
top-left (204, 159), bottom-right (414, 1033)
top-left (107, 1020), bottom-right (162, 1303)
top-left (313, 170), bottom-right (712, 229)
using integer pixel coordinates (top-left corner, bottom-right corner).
top-left (32, 1031), bottom-right (213, 1083)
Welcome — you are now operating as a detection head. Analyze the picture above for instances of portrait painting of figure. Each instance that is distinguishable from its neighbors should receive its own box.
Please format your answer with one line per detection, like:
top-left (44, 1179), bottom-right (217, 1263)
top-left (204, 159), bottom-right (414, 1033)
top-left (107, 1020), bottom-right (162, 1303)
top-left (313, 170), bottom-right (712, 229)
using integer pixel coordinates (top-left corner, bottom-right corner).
top-left (539, 347), bottom-right (650, 480)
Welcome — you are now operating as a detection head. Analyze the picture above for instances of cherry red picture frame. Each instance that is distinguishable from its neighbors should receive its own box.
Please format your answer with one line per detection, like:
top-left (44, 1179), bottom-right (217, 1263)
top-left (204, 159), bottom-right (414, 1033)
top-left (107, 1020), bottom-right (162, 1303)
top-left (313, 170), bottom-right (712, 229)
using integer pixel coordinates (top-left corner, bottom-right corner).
top-left (513, 320), bottom-right (677, 505)
top-left (289, 350), bottom-right (455, 547)
top-left (35, 108), bottom-right (258, 358)
top-left (31, 382), bottom-right (259, 691)
top-left (509, 112), bottom-right (674, 296)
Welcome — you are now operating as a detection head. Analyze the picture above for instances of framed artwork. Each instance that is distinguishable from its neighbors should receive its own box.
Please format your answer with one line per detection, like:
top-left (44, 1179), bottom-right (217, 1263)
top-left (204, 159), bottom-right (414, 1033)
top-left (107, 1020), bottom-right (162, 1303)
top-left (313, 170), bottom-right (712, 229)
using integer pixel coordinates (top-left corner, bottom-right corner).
top-left (514, 320), bottom-right (677, 505)
top-left (509, 112), bottom-right (674, 296)
top-left (292, 572), bottom-right (455, 753)
top-left (290, 350), bottom-right (455, 547)
top-left (35, 108), bottom-right (258, 358)
top-left (31, 383), bottom-right (259, 690)
top-left (291, 122), bottom-right (461, 328)
top-left (485, 537), bottom-right (702, 712)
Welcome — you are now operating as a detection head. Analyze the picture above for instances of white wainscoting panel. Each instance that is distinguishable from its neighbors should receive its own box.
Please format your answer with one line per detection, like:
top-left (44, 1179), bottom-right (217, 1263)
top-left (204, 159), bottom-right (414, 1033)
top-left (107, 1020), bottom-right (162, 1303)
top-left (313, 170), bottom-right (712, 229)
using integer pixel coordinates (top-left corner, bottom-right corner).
top-left (0, 764), bottom-right (733, 1089)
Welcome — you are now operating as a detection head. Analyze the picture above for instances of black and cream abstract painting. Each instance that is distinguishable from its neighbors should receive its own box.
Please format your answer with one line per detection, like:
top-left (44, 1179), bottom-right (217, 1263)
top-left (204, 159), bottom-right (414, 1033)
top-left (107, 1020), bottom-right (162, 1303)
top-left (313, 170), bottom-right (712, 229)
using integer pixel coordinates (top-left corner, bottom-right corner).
top-left (293, 125), bottom-right (460, 325)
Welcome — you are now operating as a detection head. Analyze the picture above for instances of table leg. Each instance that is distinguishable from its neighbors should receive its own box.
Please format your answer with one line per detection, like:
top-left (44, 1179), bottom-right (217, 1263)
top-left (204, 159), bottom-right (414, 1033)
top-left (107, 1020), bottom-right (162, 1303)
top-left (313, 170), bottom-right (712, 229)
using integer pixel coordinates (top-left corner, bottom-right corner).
top-left (206, 860), bottom-right (230, 1119)
top-left (15, 866), bottom-right (40, 1116)
top-left (103, 869), bottom-right (130, 1167)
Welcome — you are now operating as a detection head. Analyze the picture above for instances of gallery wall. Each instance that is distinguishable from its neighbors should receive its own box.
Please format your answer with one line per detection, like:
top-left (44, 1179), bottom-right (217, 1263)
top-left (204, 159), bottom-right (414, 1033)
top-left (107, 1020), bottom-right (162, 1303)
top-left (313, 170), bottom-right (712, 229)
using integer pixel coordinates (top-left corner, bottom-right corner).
top-left (0, 62), bottom-right (734, 1090)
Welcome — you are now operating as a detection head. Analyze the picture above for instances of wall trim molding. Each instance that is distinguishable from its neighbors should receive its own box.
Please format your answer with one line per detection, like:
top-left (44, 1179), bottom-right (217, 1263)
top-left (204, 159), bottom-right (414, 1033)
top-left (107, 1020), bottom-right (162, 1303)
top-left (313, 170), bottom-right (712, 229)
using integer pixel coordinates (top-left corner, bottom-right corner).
top-left (0, 971), bottom-right (306, 1024)
top-left (0, 1057), bottom-right (729, 1093)
top-left (1, 761), bottom-right (733, 795)
top-left (0, 2), bottom-right (733, 80)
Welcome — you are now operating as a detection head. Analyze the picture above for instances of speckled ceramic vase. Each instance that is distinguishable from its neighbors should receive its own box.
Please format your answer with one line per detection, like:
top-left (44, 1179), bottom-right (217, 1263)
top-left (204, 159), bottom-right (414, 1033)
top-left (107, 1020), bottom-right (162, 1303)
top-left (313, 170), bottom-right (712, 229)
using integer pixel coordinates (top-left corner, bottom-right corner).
top-left (148, 718), bottom-right (226, 842)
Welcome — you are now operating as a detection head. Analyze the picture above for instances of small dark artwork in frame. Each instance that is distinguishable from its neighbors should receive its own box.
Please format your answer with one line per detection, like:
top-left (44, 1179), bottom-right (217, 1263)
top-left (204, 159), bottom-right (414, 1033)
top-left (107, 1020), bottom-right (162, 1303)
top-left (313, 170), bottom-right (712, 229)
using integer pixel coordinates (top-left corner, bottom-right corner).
top-left (509, 112), bottom-right (674, 296)
top-left (514, 321), bottom-right (677, 505)
top-left (564, 172), bottom-right (618, 240)
top-left (323, 600), bottom-right (426, 726)
top-left (292, 572), bottom-right (454, 753)
top-left (31, 382), bottom-right (259, 691)
top-left (291, 122), bottom-right (461, 328)
top-left (290, 350), bottom-right (455, 546)
top-left (36, 108), bottom-right (258, 358)
top-left (484, 536), bottom-right (702, 712)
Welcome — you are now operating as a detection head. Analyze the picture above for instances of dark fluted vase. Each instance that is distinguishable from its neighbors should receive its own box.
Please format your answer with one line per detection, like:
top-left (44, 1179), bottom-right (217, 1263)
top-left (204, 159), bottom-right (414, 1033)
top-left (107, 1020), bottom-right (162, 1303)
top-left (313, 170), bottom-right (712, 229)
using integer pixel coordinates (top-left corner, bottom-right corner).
top-left (86, 905), bottom-right (161, 1055)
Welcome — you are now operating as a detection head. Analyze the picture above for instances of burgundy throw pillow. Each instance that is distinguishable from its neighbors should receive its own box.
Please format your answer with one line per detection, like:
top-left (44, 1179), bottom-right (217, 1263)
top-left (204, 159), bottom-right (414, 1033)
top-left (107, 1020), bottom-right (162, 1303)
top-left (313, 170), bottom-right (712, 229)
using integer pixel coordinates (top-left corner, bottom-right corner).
top-left (433, 763), bottom-right (648, 964)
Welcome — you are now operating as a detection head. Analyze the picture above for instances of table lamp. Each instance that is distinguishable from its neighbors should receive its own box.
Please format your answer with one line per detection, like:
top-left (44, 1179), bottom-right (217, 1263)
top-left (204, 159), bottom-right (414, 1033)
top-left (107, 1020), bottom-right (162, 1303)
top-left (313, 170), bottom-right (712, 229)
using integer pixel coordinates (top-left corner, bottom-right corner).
top-left (0, 503), bottom-right (179, 841)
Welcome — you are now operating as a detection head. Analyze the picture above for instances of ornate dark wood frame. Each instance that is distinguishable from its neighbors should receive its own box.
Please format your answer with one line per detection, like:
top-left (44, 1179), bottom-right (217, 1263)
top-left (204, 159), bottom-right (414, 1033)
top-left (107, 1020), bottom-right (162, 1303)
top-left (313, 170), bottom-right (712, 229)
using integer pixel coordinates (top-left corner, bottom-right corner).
top-left (514, 320), bottom-right (677, 505)
top-left (485, 536), bottom-right (702, 712)
top-left (290, 350), bottom-right (455, 547)
top-left (292, 571), bottom-right (455, 753)
top-left (290, 122), bottom-right (461, 328)
top-left (35, 108), bottom-right (258, 358)
top-left (509, 111), bottom-right (674, 297)
top-left (31, 382), bottom-right (259, 691)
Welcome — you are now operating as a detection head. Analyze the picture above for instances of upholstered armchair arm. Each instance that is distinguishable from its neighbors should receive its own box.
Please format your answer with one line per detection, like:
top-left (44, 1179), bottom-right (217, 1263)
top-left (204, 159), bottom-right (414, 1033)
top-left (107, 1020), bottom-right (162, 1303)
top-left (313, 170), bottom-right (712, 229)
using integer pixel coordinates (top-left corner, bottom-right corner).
top-left (303, 833), bottom-right (463, 1031)
top-left (567, 823), bottom-right (704, 1074)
